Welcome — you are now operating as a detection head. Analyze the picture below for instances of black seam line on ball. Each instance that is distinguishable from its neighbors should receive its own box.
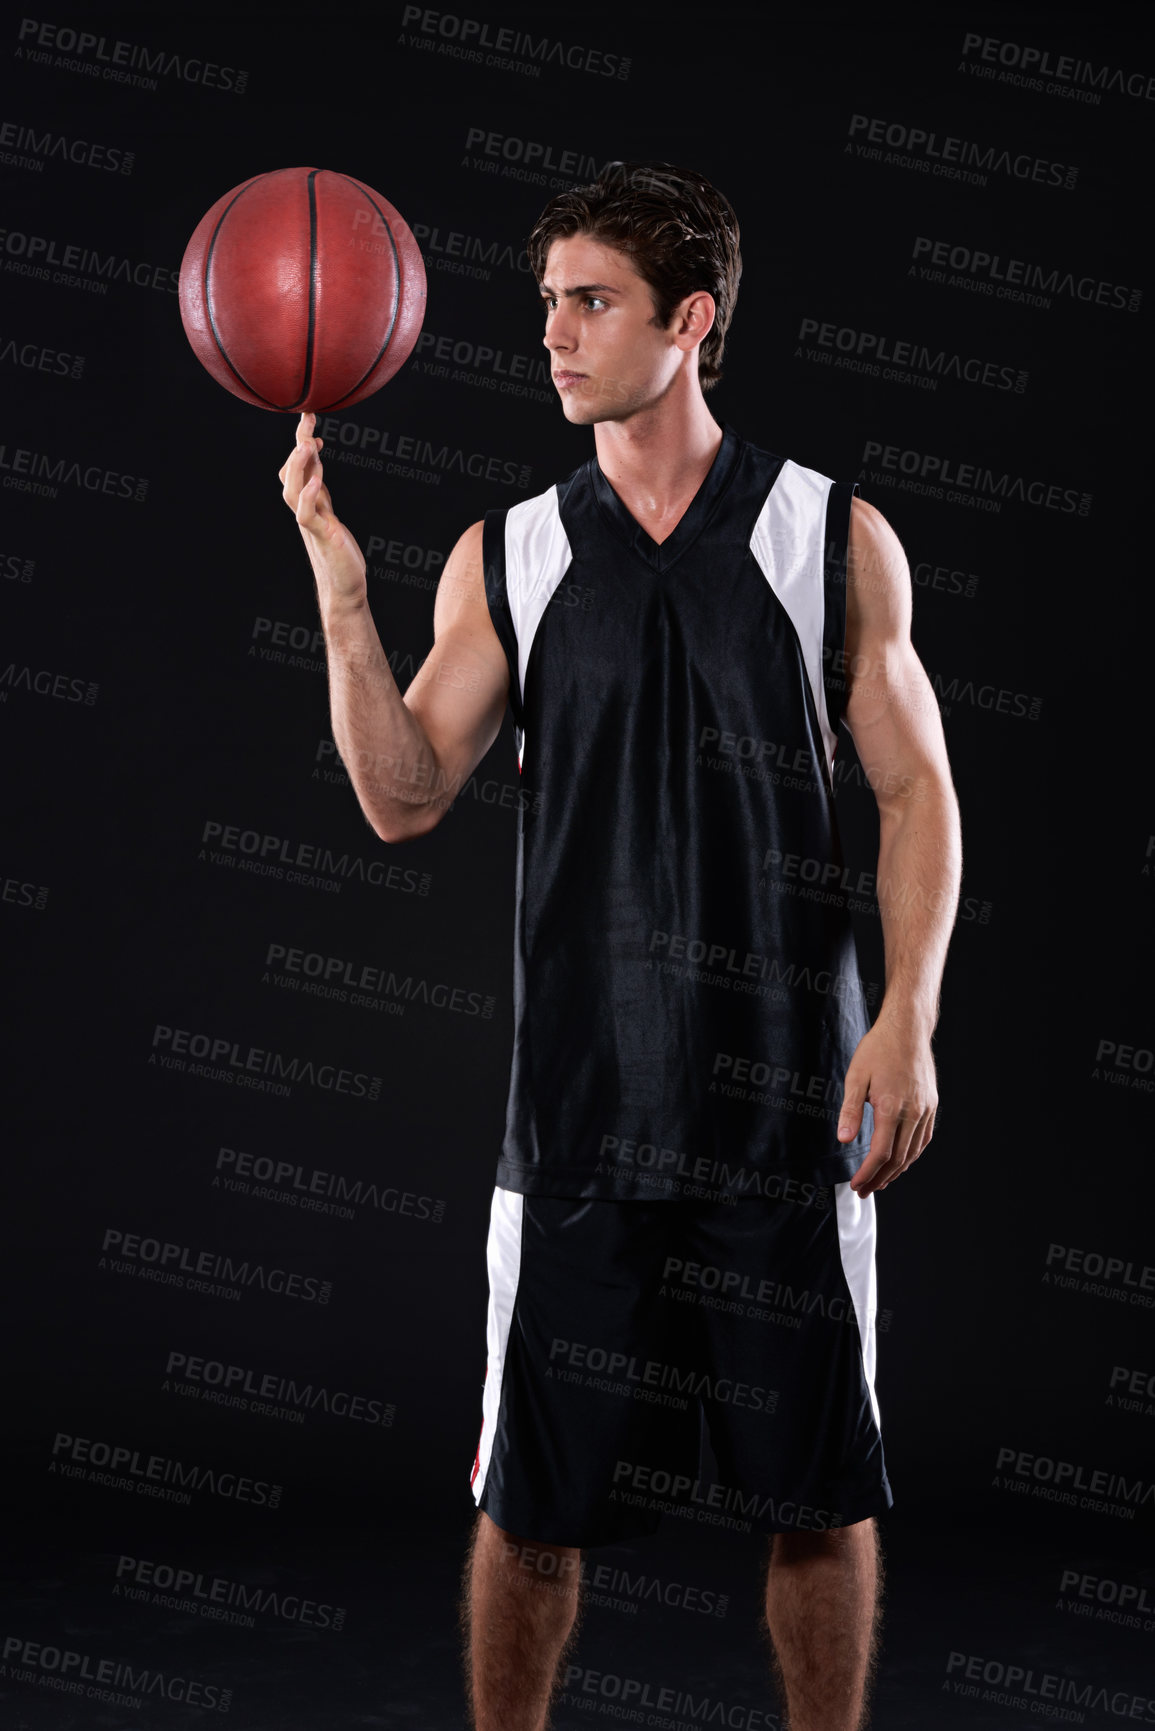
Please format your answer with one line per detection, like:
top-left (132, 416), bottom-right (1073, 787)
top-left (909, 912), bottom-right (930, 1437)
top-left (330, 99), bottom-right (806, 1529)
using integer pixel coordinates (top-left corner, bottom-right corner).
top-left (315, 174), bottom-right (404, 413)
top-left (300, 167), bottom-right (319, 409)
top-left (205, 169), bottom-right (311, 413)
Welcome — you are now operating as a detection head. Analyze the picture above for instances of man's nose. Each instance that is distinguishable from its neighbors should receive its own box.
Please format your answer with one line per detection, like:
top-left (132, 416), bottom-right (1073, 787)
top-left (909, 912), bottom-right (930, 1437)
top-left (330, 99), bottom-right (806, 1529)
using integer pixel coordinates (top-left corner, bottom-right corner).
top-left (543, 310), bottom-right (575, 351)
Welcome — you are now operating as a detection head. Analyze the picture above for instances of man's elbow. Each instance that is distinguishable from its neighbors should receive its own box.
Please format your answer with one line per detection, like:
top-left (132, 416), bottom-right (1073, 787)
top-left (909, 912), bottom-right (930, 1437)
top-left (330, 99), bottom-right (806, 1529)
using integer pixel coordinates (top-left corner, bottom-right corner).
top-left (373, 799), bottom-right (446, 844)
top-left (874, 762), bottom-right (958, 825)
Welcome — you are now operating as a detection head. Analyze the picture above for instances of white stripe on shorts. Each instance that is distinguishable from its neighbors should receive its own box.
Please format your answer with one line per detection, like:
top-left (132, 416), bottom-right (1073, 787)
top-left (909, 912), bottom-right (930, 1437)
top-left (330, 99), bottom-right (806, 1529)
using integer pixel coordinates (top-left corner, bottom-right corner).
top-left (834, 1180), bottom-right (881, 1434)
top-left (471, 1185), bottom-right (524, 1502)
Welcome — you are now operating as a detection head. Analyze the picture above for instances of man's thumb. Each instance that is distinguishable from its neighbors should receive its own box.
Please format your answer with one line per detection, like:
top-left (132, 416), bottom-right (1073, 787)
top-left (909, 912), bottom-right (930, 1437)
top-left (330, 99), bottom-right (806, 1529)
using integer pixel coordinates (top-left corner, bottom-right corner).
top-left (838, 1074), bottom-right (866, 1141)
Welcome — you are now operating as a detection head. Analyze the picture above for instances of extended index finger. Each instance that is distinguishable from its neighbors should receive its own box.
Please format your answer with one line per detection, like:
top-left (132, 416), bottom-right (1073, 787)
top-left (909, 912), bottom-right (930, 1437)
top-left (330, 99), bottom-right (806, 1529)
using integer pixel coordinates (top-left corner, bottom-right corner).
top-left (280, 415), bottom-right (325, 494)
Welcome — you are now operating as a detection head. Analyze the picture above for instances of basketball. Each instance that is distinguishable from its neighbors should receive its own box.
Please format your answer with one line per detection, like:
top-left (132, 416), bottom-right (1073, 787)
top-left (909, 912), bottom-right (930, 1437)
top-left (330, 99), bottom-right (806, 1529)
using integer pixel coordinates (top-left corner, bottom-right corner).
top-left (178, 166), bottom-right (427, 413)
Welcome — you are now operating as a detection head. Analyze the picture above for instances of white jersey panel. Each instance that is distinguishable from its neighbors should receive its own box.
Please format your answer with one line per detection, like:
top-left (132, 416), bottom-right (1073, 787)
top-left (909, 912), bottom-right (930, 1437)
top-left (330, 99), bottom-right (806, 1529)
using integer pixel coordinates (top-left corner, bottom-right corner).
top-left (748, 458), bottom-right (836, 777)
top-left (505, 487), bottom-right (572, 764)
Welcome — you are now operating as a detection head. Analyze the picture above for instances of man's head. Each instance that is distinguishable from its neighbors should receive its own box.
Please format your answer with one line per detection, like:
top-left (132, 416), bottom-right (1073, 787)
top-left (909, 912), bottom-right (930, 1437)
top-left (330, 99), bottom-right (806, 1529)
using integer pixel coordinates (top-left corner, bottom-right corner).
top-left (526, 160), bottom-right (742, 423)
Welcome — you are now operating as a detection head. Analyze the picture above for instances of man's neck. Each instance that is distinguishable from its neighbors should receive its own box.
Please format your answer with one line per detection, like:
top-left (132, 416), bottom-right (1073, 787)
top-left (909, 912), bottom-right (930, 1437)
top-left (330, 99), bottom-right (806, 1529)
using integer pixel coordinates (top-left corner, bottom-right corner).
top-left (591, 397), bottom-right (724, 517)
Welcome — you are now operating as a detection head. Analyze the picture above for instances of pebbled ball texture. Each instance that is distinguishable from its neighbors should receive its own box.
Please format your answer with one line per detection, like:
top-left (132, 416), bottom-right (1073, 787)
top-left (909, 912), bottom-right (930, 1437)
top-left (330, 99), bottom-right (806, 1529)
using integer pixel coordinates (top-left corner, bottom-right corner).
top-left (178, 166), bottom-right (427, 412)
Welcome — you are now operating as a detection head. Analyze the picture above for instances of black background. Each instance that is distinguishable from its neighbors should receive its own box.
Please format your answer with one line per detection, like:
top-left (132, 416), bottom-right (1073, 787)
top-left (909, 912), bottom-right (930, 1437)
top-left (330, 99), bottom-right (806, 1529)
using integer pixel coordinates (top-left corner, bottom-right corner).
top-left (3, 4), bottom-right (1153, 1726)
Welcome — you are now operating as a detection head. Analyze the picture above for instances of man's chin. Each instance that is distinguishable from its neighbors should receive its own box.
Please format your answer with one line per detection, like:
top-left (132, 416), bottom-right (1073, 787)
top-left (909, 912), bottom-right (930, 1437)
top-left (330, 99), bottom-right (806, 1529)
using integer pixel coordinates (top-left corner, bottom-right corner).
top-left (559, 391), bottom-right (620, 425)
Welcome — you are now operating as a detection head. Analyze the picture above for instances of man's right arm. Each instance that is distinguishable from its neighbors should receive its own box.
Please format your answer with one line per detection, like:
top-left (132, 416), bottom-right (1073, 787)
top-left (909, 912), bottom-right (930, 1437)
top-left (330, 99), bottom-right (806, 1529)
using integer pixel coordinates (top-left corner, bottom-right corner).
top-left (280, 412), bottom-right (511, 843)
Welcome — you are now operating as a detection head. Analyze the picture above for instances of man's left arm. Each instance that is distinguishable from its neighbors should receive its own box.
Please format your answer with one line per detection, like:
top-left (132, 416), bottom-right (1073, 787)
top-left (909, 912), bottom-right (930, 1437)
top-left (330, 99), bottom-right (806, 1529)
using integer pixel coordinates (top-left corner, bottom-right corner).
top-left (834, 496), bottom-right (963, 1197)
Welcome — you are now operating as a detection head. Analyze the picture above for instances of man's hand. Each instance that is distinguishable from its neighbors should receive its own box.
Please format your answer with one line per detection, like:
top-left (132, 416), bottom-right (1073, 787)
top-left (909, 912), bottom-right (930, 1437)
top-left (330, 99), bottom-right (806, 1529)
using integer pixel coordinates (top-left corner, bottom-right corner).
top-left (278, 410), bottom-right (367, 608)
top-left (837, 1018), bottom-right (938, 1197)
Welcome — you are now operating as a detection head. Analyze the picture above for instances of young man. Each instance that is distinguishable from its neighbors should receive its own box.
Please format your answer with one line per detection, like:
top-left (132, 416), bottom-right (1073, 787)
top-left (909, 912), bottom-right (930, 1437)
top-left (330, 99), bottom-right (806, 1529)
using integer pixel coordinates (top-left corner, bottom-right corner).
top-left (279, 160), bottom-right (962, 1731)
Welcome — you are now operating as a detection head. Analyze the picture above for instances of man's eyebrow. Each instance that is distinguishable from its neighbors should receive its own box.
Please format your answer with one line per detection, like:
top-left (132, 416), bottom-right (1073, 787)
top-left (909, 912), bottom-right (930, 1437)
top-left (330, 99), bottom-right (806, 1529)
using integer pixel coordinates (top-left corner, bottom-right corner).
top-left (538, 281), bottom-right (620, 297)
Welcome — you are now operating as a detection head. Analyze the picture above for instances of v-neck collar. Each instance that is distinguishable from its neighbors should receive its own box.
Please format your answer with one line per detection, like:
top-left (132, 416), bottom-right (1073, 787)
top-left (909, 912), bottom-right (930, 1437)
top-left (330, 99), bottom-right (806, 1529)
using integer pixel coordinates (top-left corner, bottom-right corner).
top-left (589, 421), bottom-right (742, 572)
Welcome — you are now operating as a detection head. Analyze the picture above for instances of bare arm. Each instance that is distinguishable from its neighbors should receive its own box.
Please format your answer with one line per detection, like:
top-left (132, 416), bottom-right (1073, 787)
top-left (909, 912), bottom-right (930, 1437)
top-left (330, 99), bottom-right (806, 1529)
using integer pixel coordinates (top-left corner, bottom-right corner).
top-left (834, 495), bottom-right (963, 1195)
top-left (279, 413), bottom-right (510, 843)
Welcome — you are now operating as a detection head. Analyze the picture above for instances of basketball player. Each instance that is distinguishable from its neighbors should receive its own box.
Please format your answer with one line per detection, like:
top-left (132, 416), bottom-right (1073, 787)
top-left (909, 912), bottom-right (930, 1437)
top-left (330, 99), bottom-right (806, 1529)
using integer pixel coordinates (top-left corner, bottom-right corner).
top-left (278, 160), bottom-right (962, 1731)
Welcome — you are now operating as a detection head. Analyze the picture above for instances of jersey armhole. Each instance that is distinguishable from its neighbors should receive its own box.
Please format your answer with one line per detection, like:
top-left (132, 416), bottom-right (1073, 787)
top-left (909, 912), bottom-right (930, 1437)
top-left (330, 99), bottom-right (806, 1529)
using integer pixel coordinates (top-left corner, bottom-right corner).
top-left (482, 507), bottom-right (525, 738)
top-left (822, 479), bottom-right (860, 741)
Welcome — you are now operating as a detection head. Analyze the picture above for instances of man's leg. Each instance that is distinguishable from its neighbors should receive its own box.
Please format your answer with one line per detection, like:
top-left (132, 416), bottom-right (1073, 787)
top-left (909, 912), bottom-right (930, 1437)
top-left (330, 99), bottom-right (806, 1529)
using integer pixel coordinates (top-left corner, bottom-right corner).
top-left (458, 1508), bottom-right (585, 1731)
top-left (761, 1516), bottom-right (884, 1731)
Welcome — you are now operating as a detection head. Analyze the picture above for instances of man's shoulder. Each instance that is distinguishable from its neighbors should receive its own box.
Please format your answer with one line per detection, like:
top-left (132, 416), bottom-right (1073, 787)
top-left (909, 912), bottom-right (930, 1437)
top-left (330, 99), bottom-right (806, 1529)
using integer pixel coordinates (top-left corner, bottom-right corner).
top-left (486, 452), bottom-right (591, 529)
top-left (722, 427), bottom-right (845, 504)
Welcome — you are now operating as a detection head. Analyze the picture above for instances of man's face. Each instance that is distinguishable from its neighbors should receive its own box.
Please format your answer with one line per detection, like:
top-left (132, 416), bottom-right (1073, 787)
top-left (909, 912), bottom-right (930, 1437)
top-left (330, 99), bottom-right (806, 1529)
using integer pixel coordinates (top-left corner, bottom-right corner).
top-left (539, 233), bottom-right (700, 424)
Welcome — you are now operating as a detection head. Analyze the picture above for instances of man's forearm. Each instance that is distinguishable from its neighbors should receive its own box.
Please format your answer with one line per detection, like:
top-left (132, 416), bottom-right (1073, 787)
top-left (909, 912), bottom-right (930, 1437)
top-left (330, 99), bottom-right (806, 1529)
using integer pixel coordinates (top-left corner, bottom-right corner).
top-left (872, 779), bottom-right (962, 1037)
top-left (318, 590), bottom-right (449, 841)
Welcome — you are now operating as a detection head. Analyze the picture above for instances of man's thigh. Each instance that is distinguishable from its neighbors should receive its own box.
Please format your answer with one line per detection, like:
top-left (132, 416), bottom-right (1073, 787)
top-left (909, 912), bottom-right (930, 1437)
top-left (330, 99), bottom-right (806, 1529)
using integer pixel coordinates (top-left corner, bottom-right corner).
top-left (470, 1187), bottom-right (704, 1548)
top-left (672, 1180), bottom-right (893, 1533)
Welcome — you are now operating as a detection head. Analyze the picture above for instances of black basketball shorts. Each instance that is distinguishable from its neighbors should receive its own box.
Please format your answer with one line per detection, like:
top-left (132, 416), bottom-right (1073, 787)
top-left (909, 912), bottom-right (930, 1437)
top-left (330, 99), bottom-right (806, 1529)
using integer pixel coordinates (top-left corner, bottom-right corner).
top-left (469, 1181), bottom-right (893, 1548)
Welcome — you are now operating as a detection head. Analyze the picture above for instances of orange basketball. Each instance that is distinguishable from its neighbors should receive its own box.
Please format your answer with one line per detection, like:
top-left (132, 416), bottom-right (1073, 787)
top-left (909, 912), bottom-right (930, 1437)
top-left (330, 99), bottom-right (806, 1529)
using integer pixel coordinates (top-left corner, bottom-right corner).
top-left (178, 166), bottom-right (427, 412)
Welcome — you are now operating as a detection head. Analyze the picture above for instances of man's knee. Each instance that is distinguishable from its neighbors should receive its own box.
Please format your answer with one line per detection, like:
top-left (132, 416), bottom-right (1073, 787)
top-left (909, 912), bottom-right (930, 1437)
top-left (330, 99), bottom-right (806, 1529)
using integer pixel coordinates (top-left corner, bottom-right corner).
top-left (497, 1527), bottom-right (583, 1583)
top-left (474, 1512), bottom-right (582, 1581)
top-left (769, 1515), bottom-right (877, 1559)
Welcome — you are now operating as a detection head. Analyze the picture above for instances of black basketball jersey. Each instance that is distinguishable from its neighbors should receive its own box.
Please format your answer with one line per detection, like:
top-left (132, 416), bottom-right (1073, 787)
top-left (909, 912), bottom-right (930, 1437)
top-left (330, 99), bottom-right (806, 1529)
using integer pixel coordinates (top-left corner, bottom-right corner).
top-left (481, 419), bottom-right (875, 1203)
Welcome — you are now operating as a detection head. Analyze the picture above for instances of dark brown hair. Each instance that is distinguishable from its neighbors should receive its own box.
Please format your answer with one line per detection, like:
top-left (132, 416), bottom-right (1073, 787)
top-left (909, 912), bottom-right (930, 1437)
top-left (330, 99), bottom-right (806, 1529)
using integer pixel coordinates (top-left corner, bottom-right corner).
top-left (526, 160), bottom-right (742, 392)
